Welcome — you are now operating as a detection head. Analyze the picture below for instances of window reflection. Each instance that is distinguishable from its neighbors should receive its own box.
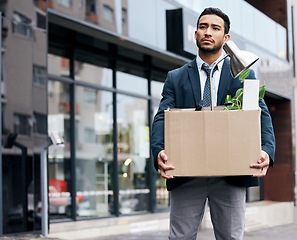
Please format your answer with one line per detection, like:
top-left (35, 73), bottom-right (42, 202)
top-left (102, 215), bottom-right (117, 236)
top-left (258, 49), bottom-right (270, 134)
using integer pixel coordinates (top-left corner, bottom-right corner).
top-left (151, 80), bottom-right (169, 208)
top-left (76, 61), bottom-right (113, 88)
top-left (117, 71), bottom-right (148, 95)
top-left (76, 87), bottom-right (113, 218)
top-left (48, 80), bottom-right (71, 219)
top-left (48, 54), bottom-right (70, 77)
top-left (151, 80), bottom-right (163, 116)
top-left (117, 93), bottom-right (150, 214)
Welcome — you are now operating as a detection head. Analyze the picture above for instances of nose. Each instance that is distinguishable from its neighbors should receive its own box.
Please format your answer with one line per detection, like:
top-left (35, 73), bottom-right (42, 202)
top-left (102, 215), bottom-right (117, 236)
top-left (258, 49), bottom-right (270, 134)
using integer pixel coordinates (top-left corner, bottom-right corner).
top-left (205, 27), bottom-right (212, 36)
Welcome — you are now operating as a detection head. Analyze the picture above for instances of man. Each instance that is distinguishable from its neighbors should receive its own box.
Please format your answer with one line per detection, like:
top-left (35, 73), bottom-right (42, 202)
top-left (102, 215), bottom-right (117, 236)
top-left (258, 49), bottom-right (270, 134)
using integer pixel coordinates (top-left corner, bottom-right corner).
top-left (151, 7), bottom-right (275, 240)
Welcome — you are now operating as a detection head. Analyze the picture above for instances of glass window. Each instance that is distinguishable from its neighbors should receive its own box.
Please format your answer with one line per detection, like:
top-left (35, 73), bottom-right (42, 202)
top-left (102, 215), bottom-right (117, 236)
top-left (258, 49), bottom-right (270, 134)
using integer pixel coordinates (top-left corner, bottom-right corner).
top-left (79, 0), bottom-right (83, 8)
top-left (1, 52), bottom-right (4, 82)
top-left (33, 65), bottom-right (47, 86)
top-left (151, 80), bottom-right (169, 208)
top-left (85, 128), bottom-right (96, 143)
top-left (156, 177), bottom-right (169, 208)
top-left (75, 62), bottom-right (113, 88)
top-left (117, 94), bottom-right (150, 215)
top-left (117, 71), bottom-right (148, 95)
top-left (57, 0), bottom-right (72, 8)
top-left (103, 5), bottom-right (114, 23)
top-left (86, 0), bottom-right (98, 24)
top-left (122, 8), bottom-right (127, 25)
top-left (48, 80), bottom-right (71, 220)
top-left (33, 112), bottom-right (47, 135)
top-left (76, 86), bottom-right (114, 218)
top-left (36, 12), bottom-right (46, 30)
top-left (86, 0), bottom-right (96, 13)
top-left (84, 88), bottom-right (96, 104)
top-left (14, 113), bottom-right (31, 136)
top-left (3, 154), bottom-right (30, 233)
top-left (151, 80), bottom-right (163, 116)
top-left (12, 12), bottom-right (32, 38)
top-left (48, 54), bottom-right (70, 78)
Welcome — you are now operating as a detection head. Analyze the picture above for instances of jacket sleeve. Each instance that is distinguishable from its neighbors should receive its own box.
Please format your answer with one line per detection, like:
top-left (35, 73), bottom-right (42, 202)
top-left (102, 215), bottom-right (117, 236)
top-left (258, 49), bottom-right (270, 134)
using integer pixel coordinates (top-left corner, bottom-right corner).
top-left (248, 70), bottom-right (276, 166)
top-left (259, 99), bottom-right (276, 166)
top-left (151, 71), bottom-right (176, 171)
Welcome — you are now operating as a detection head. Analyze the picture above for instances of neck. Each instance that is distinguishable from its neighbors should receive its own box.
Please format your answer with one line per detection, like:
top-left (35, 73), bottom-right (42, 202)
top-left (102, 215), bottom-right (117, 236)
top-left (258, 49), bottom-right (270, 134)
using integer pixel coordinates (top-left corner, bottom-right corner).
top-left (199, 49), bottom-right (222, 66)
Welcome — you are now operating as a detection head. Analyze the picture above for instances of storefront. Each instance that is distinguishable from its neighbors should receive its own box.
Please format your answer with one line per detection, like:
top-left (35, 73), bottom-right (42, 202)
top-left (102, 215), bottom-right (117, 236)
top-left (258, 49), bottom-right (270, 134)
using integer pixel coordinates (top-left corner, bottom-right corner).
top-left (46, 9), bottom-right (188, 221)
top-left (0, 0), bottom-right (294, 235)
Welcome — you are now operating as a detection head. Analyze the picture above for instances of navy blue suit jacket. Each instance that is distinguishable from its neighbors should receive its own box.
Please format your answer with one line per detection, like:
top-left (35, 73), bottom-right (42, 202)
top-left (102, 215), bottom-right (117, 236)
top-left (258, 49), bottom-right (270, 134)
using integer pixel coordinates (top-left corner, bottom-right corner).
top-left (151, 58), bottom-right (275, 190)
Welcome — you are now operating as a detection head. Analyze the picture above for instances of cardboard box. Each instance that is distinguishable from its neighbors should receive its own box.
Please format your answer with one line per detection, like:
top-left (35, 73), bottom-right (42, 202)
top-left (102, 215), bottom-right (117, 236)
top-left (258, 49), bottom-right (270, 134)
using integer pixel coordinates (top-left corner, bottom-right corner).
top-left (165, 108), bottom-right (261, 176)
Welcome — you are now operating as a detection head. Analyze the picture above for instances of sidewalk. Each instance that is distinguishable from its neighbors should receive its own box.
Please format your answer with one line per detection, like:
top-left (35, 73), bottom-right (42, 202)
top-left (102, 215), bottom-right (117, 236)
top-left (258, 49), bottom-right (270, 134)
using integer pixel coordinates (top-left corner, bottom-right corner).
top-left (1, 202), bottom-right (296, 240)
top-left (95, 216), bottom-right (297, 240)
top-left (90, 203), bottom-right (297, 240)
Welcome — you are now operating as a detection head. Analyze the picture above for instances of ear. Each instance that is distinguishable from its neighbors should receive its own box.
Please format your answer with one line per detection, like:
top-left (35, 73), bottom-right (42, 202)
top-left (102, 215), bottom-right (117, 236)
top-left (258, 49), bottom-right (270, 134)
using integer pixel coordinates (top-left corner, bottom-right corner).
top-left (223, 34), bottom-right (230, 43)
top-left (195, 30), bottom-right (198, 39)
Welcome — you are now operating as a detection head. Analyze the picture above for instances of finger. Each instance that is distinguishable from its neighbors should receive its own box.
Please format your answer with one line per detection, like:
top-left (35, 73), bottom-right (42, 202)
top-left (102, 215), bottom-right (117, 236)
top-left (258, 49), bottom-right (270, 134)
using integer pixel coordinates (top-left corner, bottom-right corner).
top-left (250, 163), bottom-right (267, 169)
top-left (262, 166), bottom-right (268, 175)
top-left (250, 160), bottom-right (269, 169)
top-left (159, 168), bottom-right (174, 179)
top-left (157, 160), bottom-right (174, 178)
top-left (157, 151), bottom-right (174, 170)
top-left (254, 150), bottom-right (269, 165)
top-left (258, 158), bottom-right (264, 164)
top-left (157, 150), bottom-right (174, 179)
top-left (158, 160), bottom-right (174, 179)
top-left (158, 160), bottom-right (175, 172)
top-left (253, 166), bottom-right (268, 177)
top-left (160, 151), bottom-right (168, 161)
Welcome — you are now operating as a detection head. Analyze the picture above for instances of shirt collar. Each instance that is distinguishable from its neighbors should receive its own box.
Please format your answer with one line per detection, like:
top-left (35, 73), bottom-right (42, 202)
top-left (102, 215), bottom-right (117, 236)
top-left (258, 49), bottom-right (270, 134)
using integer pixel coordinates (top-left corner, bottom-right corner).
top-left (196, 53), bottom-right (224, 71)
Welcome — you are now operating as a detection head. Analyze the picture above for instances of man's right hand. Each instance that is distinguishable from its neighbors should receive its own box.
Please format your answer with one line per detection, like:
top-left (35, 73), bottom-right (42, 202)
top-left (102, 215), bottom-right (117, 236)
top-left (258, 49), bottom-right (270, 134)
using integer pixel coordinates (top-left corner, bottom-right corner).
top-left (157, 150), bottom-right (175, 179)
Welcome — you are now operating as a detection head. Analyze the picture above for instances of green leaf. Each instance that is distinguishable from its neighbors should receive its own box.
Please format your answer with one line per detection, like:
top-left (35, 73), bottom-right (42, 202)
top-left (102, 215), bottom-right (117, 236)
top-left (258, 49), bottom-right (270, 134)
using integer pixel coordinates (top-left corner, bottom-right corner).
top-left (226, 104), bottom-right (241, 110)
top-left (239, 70), bottom-right (250, 83)
top-left (225, 80), bottom-right (266, 110)
top-left (259, 81), bottom-right (266, 101)
top-left (225, 95), bottom-right (231, 104)
top-left (234, 88), bottom-right (243, 99)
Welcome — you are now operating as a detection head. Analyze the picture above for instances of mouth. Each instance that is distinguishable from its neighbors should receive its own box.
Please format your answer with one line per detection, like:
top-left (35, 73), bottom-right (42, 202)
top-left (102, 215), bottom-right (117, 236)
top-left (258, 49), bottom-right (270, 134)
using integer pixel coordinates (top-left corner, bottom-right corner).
top-left (201, 38), bottom-right (214, 44)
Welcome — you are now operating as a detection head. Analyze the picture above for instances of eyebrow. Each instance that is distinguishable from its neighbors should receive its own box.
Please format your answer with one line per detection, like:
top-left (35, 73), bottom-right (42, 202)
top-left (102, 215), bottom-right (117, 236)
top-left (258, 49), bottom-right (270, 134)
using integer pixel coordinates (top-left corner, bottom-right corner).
top-left (198, 22), bottom-right (222, 28)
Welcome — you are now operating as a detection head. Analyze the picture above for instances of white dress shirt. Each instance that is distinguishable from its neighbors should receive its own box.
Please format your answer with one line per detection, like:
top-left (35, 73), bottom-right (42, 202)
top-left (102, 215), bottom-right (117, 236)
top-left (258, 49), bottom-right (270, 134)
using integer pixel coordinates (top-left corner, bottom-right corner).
top-left (196, 54), bottom-right (224, 106)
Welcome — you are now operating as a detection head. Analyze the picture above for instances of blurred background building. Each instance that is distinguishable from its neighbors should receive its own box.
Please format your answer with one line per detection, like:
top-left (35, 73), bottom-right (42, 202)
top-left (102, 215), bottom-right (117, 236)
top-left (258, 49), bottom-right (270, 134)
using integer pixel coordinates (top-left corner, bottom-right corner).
top-left (0, 0), bottom-right (295, 235)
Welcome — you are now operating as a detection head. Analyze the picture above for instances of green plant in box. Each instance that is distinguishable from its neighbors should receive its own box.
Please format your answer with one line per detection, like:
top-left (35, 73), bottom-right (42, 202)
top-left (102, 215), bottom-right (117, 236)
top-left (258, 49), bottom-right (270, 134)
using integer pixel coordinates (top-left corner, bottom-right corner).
top-left (224, 70), bottom-right (265, 110)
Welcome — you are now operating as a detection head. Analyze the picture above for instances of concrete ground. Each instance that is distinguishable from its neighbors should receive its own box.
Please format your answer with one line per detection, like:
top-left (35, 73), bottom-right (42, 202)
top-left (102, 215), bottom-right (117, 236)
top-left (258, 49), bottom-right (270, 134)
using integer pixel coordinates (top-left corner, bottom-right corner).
top-left (2, 220), bottom-right (297, 240)
top-left (96, 219), bottom-right (297, 240)
top-left (96, 206), bottom-right (297, 240)
top-left (2, 204), bottom-right (296, 240)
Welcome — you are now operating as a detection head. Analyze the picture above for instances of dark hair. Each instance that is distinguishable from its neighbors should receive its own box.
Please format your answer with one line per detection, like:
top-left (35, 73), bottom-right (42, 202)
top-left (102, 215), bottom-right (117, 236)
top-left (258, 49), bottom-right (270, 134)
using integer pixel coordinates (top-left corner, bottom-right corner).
top-left (197, 7), bottom-right (230, 34)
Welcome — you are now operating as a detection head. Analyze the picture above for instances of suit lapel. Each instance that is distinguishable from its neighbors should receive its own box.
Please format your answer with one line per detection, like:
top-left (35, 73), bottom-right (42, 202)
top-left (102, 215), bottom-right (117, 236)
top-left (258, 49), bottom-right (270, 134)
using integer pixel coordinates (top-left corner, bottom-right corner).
top-left (187, 58), bottom-right (235, 107)
top-left (187, 59), bottom-right (201, 106)
top-left (217, 58), bottom-right (234, 105)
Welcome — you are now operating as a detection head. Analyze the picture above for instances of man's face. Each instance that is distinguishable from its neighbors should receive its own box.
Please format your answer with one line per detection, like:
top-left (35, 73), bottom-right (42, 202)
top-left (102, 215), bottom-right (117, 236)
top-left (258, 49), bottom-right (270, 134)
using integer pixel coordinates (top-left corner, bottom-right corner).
top-left (195, 14), bottom-right (230, 53)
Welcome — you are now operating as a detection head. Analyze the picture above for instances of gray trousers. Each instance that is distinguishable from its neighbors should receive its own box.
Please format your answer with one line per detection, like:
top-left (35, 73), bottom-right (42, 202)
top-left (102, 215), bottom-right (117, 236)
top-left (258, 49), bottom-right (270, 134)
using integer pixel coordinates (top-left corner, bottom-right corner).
top-left (169, 177), bottom-right (246, 240)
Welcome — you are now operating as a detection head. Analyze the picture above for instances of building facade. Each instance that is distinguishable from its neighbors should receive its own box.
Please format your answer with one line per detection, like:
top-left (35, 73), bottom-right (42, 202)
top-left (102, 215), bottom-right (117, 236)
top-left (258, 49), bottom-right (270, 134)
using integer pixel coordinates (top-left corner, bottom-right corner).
top-left (0, 0), bottom-right (295, 234)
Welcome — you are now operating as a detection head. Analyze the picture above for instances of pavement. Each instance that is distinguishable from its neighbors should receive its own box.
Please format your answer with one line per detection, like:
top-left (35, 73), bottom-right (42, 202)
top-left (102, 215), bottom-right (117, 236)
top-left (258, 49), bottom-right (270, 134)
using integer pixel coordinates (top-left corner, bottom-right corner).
top-left (97, 220), bottom-right (297, 240)
top-left (1, 204), bottom-right (296, 240)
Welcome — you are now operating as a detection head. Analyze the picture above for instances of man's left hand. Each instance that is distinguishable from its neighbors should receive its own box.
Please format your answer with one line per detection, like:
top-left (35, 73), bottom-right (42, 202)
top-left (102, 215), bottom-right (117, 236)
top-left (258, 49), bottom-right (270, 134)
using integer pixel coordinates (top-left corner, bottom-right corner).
top-left (250, 150), bottom-right (270, 177)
